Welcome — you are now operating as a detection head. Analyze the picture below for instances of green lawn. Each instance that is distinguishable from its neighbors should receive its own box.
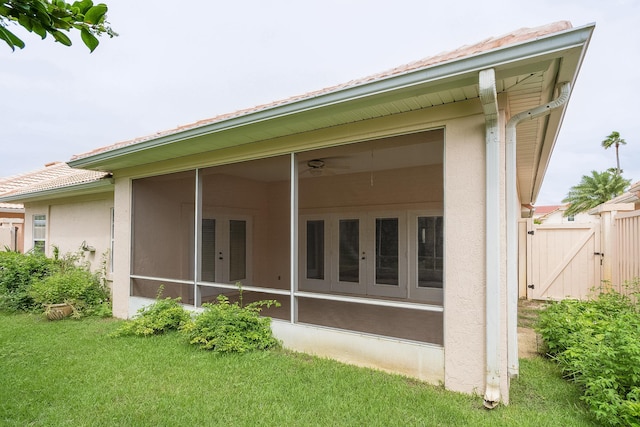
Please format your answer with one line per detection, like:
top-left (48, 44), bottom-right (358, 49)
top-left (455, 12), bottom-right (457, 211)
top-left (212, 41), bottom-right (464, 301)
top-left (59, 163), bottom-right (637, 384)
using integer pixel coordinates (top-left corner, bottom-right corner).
top-left (0, 312), bottom-right (596, 426)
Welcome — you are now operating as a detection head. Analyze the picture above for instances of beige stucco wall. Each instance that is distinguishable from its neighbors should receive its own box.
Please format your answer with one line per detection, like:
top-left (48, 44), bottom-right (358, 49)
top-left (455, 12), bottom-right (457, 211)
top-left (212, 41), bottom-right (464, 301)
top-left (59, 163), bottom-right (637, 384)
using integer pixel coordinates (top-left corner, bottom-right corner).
top-left (443, 114), bottom-right (486, 395)
top-left (443, 113), bottom-right (509, 400)
top-left (112, 177), bottom-right (132, 319)
top-left (23, 193), bottom-right (113, 274)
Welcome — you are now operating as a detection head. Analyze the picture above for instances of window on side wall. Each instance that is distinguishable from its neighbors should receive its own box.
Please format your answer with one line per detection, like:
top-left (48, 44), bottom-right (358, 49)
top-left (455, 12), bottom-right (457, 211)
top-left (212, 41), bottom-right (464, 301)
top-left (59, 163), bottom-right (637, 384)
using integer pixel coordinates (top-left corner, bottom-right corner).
top-left (33, 214), bottom-right (46, 253)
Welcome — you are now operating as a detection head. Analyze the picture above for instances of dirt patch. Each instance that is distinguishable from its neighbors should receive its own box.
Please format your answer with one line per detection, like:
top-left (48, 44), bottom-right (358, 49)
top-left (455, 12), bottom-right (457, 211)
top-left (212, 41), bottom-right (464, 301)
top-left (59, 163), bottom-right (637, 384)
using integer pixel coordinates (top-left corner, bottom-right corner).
top-left (518, 327), bottom-right (544, 358)
top-left (518, 299), bottom-right (547, 358)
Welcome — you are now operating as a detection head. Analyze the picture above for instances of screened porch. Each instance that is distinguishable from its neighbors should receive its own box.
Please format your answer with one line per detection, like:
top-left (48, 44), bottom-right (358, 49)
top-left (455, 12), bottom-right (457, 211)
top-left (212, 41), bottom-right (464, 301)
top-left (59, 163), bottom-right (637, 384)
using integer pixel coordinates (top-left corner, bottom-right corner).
top-left (130, 129), bottom-right (444, 345)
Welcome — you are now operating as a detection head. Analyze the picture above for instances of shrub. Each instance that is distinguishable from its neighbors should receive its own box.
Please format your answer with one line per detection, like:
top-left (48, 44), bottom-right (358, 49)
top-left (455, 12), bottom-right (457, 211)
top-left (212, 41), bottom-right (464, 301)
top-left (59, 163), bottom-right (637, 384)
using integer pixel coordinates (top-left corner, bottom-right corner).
top-left (0, 250), bottom-right (55, 311)
top-left (110, 295), bottom-right (191, 337)
top-left (29, 267), bottom-right (110, 318)
top-left (181, 294), bottom-right (280, 353)
top-left (537, 285), bottom-right (640, 426)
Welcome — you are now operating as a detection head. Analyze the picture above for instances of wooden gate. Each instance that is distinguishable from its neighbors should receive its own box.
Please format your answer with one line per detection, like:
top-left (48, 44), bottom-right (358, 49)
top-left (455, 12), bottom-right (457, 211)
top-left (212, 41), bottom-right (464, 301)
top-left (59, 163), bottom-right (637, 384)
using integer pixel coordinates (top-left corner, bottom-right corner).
top-left (527, 223), bottom-right (602, 300)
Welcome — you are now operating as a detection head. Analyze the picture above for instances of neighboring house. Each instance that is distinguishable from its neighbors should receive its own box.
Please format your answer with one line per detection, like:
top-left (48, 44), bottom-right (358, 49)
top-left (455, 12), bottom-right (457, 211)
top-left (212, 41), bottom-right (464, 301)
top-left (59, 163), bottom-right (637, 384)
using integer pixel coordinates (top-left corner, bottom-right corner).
top-left (0, 21), bottom-right (594, 405)
top-left (0, 162), bottom-right (113, 273)
top-left (533, 204), bottom-right (599, 224)
top-left (0, 202), bottom-right (24, 252)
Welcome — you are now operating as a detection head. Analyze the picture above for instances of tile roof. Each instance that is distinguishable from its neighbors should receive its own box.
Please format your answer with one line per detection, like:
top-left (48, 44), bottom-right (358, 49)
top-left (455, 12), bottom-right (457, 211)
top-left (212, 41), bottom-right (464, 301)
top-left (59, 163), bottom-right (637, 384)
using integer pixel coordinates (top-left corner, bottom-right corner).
top-left (532, 205), bottom-right (564, 215)
top-left (70, 21), bottom-right (573, 163)
top-left (0, 202), bottom-right (23, 211)
top-left (0, 162), bottom-right (110, 200)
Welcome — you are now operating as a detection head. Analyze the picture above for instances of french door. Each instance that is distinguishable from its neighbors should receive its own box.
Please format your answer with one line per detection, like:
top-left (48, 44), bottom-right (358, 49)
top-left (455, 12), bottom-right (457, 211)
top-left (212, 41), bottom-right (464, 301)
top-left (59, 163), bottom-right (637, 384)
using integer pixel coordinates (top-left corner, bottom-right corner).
top-left (300, 213), bottom-right (407, 298)
top-left (201, 216), bottom-right (251, 285)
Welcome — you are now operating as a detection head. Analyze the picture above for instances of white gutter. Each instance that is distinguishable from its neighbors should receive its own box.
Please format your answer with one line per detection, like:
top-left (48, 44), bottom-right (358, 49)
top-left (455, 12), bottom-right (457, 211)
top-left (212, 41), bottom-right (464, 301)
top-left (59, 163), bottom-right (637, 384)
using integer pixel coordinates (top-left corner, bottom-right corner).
top-left (479, 68), bottom-right (501, 408)
top-left (505, 82), bottom-right (571, 378)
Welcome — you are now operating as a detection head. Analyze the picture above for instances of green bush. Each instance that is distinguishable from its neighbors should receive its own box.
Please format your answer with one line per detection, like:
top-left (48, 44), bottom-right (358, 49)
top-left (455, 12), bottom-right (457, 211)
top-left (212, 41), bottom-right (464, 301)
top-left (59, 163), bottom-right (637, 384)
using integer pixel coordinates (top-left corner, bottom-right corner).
top-left (537, 285), bottom-right (640, 426)
top-left (29, 267), bottom-right (110, 318)
top-left (0, 250), bottom-right (55, 311)
top-left (180, 294), bottom-right (280, 353)
top-left (110, 296), bottom-right (191, 337)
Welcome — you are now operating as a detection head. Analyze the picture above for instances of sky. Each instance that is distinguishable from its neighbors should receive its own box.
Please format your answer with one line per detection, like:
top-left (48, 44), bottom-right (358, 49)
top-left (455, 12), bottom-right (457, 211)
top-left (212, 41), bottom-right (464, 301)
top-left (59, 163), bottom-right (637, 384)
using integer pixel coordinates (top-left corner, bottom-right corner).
top-left (1, 0), bottom-right (639, 205)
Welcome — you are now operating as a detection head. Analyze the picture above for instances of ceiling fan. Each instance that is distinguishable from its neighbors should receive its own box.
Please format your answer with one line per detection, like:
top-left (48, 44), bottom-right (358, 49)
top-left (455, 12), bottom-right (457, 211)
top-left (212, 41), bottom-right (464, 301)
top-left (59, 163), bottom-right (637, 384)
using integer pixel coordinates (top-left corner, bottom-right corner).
top-left (299, 157), bottom-right (350, 177)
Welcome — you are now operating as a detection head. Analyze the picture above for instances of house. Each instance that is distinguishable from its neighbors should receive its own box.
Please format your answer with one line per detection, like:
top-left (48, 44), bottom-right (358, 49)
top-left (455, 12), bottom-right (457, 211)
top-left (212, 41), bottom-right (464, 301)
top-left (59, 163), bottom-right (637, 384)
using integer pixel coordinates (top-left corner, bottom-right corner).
top-left (0, 21), bottom-right (594, 405)
top-left (0, 162), bottom-right (113, 272)
top-left (0, 203), bottom-right (24, 252)
top-left (532, 204), bottom-right (599, 224)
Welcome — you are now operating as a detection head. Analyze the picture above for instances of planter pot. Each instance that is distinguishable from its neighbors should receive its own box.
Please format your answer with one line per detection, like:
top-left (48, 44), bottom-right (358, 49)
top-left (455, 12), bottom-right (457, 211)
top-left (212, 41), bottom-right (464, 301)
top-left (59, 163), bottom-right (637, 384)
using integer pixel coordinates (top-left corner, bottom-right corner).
top-left (44, 303), bottom-right (73, 321)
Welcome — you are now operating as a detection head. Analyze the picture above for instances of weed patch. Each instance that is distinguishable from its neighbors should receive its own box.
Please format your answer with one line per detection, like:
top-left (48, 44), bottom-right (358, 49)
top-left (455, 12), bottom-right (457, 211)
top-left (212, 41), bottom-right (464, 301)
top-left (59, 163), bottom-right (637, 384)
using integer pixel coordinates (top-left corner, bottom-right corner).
top-left (537, 280), bottom-right (640, 426)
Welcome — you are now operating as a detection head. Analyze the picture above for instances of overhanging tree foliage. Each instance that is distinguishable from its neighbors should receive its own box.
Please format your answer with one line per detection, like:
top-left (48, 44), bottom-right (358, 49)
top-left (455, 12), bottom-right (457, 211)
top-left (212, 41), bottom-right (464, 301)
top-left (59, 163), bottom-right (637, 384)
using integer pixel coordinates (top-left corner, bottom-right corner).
top-left (0, 0), bottom-right (116, 52)
top-left (562, 170), bottom-right (630, 217)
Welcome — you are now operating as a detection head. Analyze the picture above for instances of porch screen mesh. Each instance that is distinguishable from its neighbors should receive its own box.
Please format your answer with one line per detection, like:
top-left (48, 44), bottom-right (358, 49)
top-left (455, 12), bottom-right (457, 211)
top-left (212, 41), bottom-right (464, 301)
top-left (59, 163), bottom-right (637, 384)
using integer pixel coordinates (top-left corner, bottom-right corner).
top-left (131, 170), bottom-right (195, 285)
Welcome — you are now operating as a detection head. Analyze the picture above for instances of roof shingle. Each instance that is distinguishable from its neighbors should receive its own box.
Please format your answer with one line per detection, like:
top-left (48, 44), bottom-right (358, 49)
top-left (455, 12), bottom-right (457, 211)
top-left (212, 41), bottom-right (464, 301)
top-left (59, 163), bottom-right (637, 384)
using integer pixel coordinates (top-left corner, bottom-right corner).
top-left (0, 162), bottom-right (110, 200)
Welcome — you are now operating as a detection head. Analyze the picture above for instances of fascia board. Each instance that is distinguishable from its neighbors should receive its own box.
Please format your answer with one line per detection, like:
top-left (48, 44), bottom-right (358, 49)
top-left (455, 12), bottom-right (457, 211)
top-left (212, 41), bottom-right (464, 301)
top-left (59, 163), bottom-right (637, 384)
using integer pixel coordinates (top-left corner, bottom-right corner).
top-left (69, 24), bottom-right (594, 170)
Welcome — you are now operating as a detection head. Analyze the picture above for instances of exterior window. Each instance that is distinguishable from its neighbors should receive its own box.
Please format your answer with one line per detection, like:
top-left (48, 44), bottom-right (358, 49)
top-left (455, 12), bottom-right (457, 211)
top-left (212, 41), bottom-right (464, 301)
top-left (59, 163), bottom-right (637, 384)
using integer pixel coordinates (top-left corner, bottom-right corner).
top-left (33, 214), bottom-right (46, 253)
top-left (567, 215), bottom-right (575, 222)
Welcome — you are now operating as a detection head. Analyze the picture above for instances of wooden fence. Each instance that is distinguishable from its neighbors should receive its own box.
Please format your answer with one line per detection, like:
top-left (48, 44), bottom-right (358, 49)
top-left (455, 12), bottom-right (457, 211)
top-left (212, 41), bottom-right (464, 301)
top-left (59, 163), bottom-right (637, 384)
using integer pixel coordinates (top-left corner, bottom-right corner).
top-left (614, 210), bottom-right (640, 290)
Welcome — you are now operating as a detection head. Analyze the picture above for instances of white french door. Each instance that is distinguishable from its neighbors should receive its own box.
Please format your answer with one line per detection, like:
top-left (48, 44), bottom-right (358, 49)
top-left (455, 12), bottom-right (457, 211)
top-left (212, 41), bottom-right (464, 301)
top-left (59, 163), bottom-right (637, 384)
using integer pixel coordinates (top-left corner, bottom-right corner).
top-left (367, 215), bottom-right (407, 298)
top-left (300, 212), bottom-right (407, 298)
top-left (201, 216), bottom-right (251, 285)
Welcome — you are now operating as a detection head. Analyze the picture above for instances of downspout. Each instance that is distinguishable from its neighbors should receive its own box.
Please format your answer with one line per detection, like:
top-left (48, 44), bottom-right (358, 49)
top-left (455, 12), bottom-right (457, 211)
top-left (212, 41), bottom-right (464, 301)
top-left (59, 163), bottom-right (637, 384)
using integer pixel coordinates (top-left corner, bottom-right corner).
top-left (479, 68), bottom-right (501, 409)
top-left (505, 82), bottom-right (571, 379)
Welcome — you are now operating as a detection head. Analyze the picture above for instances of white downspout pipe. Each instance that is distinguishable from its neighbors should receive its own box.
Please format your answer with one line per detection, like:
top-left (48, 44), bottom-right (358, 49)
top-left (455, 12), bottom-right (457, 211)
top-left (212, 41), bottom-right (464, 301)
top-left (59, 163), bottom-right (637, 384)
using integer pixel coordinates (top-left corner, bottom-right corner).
top-left (479, 68), bottom-right (501, 408)
top-left (505, 82), bottom-right (571, 379)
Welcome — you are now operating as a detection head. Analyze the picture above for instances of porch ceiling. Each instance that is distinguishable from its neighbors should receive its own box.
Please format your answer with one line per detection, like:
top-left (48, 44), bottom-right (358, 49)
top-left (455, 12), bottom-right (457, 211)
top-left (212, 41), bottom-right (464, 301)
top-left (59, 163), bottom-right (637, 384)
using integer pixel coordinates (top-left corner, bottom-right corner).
top-left (69, 24), bottom-right (593, 205)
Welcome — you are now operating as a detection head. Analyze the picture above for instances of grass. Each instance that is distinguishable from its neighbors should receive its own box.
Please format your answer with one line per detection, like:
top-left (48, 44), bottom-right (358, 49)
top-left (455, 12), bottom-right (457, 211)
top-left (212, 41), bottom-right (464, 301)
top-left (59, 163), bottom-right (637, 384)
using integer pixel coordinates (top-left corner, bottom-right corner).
top-left (0, 312), bottom-right (597, 426)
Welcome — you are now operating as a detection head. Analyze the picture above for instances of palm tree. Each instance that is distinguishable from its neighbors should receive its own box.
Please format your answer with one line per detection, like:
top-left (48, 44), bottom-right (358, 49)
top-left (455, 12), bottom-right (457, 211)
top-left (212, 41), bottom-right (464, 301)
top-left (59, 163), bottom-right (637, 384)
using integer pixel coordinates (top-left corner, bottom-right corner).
top-left (601, 131), bottom-right (627, 175)
top-left (562, 170), bottom-right (630, 217)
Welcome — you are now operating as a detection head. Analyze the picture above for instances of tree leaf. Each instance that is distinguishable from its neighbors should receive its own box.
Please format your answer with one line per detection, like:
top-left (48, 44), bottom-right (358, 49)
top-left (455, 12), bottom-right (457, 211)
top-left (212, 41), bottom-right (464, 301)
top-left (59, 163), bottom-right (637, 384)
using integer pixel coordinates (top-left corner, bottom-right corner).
top-left (51, 29), bottom-right (72, 46)
top-left (72, 0), bottom-right (94, 15)
top-left (80, 27), bottom-right (98, 52)
top-left (32, 20), bottom-right (47, 38)
top-left (84, 4), bottom-right (107, 25)
top-left (0, 26), bottom-right (26, 50)
top-left (17, 14), bottom-right (33, 32)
